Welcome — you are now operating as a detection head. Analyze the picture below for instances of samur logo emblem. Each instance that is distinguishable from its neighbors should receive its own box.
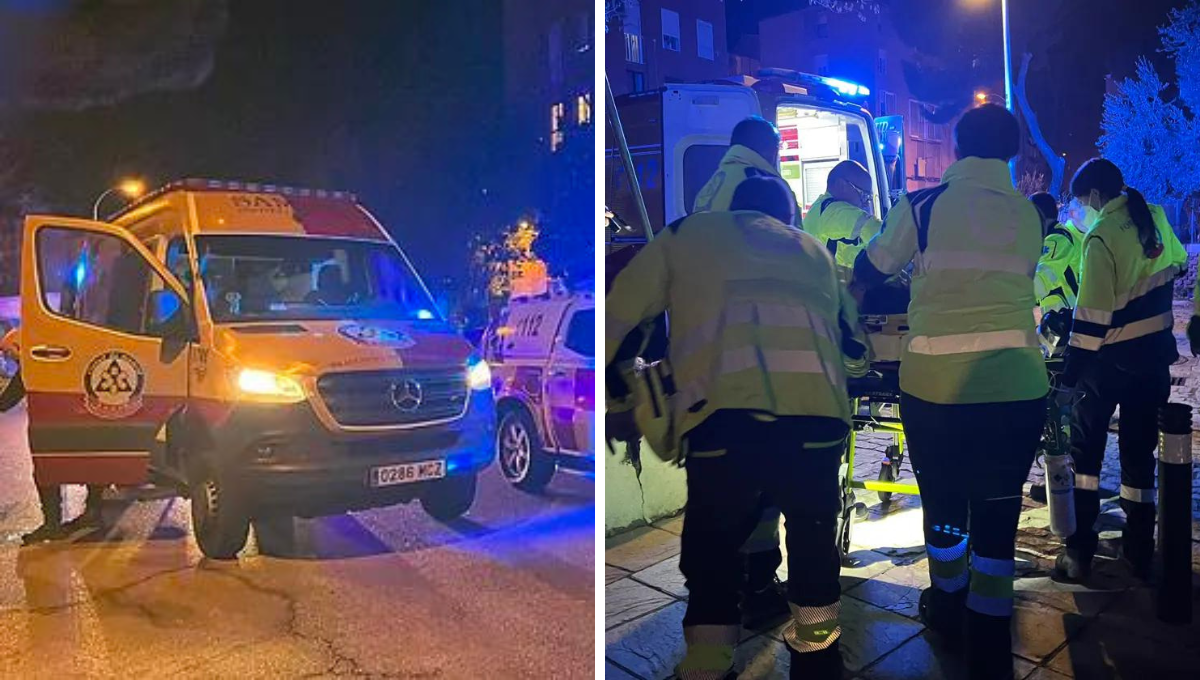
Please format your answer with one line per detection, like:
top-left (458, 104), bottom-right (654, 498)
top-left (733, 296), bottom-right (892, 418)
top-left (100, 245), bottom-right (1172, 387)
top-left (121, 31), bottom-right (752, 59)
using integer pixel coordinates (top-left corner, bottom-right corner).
top-left (83, 351), bottom-right (146, 419)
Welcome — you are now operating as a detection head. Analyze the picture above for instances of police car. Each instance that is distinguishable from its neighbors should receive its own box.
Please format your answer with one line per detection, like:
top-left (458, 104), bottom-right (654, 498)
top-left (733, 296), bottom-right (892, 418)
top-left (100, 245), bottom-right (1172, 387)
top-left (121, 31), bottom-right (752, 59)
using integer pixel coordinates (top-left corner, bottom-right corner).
top-left (484, 287), bottom-right (595, 492)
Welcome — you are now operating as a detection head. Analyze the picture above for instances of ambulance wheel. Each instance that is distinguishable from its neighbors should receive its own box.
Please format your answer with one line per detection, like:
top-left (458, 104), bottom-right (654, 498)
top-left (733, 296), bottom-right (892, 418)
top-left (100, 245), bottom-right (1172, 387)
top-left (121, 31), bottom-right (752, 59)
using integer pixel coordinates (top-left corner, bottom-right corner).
top-left (253, 514), bottom-right (297, 557)
top-left (421, 472), bottom-right (477, 521)
top-left (189, 461), bottom-right (250, 560)
top-left (498, 407), bottom-right (555, 493)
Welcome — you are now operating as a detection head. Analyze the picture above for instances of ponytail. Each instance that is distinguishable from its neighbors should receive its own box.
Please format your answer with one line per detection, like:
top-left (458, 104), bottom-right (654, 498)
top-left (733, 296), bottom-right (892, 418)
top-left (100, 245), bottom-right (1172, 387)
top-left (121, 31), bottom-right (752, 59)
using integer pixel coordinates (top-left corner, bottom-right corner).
top-left (1123, 187), bottom-right (1162, 258)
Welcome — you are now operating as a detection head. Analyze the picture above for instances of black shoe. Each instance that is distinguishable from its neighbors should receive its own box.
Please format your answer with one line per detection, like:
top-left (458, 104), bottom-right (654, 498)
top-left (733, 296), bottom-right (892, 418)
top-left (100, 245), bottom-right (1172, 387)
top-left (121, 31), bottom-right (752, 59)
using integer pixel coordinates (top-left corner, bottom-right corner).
top-left (741, 578), bottom-right (790, 628)
top-left (918, 588), bottom-right (965, 647)
top-left (21, 523), bottom-right (65, 545)
top-left (1053, 550), bottom-right (1092, 582)
top-left (788, 639), bottom-right (843, 680)
top-left (59, 507), bottom-right (104, 540)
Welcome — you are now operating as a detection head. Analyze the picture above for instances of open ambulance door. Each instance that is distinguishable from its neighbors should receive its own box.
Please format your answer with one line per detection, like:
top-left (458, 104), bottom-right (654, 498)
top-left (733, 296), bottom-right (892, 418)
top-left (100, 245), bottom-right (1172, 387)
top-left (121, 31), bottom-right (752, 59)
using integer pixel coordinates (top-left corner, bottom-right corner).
top-left (661, 83), bottom-right (762, 225)
top-left (20, 216), bottom-right (194, 487)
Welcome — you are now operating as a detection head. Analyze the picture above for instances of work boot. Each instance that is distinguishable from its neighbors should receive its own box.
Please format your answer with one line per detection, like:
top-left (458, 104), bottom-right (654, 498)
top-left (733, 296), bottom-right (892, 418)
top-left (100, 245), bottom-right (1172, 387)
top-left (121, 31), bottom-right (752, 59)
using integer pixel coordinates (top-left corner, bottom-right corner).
top-left (22, 485), bottom-right (64, 545)
top-left (788, 639), bottom-right (843, 680)
top-left (60, 486), bottom-right (105, 537)
top-left (918, 588), bottom-right (965, 647)
top-left (965, 610), bottom-right (1015, 680)
top-left (741, 577), bottom-right (790, 628)
top-left (1053, 549), bottom-right (1092, 582)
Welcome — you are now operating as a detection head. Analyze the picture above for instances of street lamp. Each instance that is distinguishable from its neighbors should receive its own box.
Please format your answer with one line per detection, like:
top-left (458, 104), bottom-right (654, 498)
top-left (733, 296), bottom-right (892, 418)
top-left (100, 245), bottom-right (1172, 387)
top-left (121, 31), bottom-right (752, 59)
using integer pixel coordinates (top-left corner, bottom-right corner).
top-left (92, 178), bottom-right (146, 220)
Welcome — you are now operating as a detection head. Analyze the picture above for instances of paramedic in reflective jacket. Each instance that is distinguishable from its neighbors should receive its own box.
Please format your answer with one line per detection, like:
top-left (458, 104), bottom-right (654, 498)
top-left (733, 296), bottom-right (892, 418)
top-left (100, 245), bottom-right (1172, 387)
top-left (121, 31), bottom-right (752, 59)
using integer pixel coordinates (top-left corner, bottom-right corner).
top-left (1054, 158), bottom-right (1187, 582)
top-left (853, 104), bottom-right (1047, 680)
top-left (607, 177), bottom-right (868, 680)
top-left (692, 116), bottom-right (801, 227)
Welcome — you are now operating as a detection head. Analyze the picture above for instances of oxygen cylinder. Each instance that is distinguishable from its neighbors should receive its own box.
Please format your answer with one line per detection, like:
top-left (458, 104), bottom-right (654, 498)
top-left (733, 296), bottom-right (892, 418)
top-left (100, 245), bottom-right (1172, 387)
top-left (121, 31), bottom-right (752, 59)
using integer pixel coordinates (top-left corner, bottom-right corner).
top-left (1045, 451), bottom-right (1076, 538)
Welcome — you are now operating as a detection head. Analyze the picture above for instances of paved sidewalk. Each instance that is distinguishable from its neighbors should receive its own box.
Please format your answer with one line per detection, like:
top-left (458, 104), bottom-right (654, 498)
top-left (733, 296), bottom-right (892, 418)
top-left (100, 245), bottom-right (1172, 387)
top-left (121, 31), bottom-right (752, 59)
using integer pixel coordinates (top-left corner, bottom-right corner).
top-left (605, 303), bottom-right (1200, 679)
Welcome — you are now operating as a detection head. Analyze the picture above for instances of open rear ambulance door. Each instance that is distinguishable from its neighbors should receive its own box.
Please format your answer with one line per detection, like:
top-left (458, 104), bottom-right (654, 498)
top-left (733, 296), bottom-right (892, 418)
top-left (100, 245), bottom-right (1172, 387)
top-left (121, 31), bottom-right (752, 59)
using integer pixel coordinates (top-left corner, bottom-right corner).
top-left (20, 216), bottom-right (193, 487)
top-left (661, 83), bottom-right (762, 226)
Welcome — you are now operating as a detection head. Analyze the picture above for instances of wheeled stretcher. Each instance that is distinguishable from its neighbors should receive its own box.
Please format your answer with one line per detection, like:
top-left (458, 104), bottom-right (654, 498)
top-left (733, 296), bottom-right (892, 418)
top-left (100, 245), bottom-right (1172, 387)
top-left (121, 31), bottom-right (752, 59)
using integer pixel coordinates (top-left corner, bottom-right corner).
top-left (834, 311), bottom-right (1069, 557)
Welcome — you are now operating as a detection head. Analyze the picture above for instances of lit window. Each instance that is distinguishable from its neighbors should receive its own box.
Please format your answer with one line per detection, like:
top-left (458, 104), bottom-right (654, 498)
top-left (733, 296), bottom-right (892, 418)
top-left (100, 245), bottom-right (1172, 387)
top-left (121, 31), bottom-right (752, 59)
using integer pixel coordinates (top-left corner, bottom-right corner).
top-left (696, 20), bottom-right (714, 61)
top-left (551, 102), bottom-right (566, 152)
top-left (577, 94), bottom-right (592, 126)
top-left (661, 8), bottom-right (681, 52)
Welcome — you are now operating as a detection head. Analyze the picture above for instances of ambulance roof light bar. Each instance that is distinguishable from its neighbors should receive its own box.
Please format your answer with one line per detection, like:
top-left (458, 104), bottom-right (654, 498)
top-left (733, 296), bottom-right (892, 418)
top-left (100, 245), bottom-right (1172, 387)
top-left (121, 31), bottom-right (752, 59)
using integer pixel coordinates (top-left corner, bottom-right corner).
top-left (756, 68), bottom-right (871, 99)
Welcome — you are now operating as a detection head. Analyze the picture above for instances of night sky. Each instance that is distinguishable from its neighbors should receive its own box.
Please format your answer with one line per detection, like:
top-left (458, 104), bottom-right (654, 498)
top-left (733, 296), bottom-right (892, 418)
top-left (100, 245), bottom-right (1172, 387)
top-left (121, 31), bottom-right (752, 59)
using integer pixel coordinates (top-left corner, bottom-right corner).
top-left (728, 0), bottom-right (1192, 182)
top-left (1, 1), bottom-right (517, 283)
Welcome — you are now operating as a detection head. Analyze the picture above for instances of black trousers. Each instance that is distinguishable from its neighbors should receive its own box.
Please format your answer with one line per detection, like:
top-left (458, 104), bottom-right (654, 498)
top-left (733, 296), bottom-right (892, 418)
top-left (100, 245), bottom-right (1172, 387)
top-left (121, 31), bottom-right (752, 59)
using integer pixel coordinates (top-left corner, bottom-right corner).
top-left (680, 415), bottom-right (843, 657)
top-left (901, 391), bottom-right (1045, 677)
top-left (1065, 362), bottom-right (1169, 559)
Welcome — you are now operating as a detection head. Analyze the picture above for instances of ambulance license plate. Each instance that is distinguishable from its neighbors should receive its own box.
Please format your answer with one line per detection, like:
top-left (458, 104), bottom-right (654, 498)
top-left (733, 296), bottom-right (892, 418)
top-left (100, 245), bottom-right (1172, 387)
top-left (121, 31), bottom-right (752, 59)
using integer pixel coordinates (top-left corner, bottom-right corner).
top-left (370, 460), bottom-right (446, 487)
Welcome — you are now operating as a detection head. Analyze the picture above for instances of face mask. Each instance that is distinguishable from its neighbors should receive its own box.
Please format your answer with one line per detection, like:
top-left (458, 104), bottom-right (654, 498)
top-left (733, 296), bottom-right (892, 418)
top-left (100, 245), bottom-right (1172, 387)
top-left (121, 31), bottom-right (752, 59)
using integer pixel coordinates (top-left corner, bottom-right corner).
top-left (1079, 204), bottom-right (1101, 231)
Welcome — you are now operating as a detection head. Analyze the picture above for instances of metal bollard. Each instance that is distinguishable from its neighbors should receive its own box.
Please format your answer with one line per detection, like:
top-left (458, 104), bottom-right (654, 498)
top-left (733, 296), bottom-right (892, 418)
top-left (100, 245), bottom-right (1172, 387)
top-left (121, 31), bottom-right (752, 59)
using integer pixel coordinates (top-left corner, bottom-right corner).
top-left (1155, 402), bottom-right (1193, 625)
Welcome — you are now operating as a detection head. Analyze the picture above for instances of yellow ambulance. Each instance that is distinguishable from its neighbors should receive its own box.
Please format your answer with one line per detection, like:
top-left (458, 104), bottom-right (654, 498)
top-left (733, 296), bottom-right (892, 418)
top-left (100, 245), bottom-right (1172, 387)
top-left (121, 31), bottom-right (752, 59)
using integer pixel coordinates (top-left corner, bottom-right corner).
top-left (19, 179), bottom-right (495, 558)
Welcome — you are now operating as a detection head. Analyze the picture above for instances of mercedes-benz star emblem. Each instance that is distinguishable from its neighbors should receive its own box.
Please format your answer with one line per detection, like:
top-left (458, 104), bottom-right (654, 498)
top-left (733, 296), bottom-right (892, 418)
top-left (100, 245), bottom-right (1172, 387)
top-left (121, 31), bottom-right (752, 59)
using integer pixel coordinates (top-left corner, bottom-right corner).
top-left (390, 379), bottom-right (424, 413)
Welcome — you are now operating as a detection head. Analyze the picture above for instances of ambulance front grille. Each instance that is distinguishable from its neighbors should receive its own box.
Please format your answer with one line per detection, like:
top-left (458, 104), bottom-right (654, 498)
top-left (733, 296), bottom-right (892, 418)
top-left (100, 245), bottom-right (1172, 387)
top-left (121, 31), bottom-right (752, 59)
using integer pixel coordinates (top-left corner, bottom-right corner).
top-left (316, 368), bottom-right (468, 427)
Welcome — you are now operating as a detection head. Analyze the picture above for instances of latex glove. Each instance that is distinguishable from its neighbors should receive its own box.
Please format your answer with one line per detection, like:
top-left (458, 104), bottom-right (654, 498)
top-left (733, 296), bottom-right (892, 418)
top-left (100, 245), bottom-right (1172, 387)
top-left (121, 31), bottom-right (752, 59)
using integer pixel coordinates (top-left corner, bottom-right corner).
top-left (1188, 315), bottom-right (1200, 357)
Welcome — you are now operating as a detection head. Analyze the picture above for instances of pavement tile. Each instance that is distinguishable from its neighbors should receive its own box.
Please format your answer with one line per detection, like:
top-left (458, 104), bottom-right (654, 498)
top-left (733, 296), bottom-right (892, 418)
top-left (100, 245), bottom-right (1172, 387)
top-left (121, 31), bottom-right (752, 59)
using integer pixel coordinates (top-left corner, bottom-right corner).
top-left (734, 633), bottom-right (794, 679)
top-left (1022, 668), bottom-right (1072, 680)
top-left (860, 631), bottom-right (1036, 680)
top-left (840, 549), bottom-right (900, 591)
top-left (653, 514), bottom-right (685, 536)
top-left (844, 558), bottom-right (929, 619)
top-left (607, 564), bottom-right (632, 585)
top-left (605, 525), bottom-right (681, 573)
top-left (631, 554), bottom-right (687, 600)
top-left (1011, 599), bottom-right (1091, 664)
top-left (1013, 577), bottom-right (1122, 617)
top-left (605, 600), bottom-right (687, 680)
top-left (607, 578), bottom-right (677, 631)
top-left (760, 595), bottom-right (923, 673)
top-left (605, 661), bottom-right (643, 680)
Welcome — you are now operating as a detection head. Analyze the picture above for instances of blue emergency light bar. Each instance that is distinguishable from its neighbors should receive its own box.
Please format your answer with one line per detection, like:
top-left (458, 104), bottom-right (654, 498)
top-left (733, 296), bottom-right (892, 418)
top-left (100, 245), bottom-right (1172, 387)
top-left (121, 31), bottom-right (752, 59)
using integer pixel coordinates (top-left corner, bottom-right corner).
top-left (755, 68), bottom-right (871, 100)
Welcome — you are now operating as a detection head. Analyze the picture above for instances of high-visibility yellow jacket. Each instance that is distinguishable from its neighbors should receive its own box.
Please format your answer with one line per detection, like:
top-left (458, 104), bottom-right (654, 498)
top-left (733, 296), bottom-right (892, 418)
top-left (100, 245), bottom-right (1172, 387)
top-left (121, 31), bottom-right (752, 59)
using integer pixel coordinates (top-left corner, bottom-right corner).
top-left (1068, 196), bottom-right (1186, 371)
top-left (692, 146), bottom-right (800, 225)
top-left (605, 210), bottom-right (868, 442)
top-left (856, 157), bottom-right (1048, 404)
top-left (803, 192), bottom-right (883, 282)
top-left (1034, 221), bottom-right (1084, 312)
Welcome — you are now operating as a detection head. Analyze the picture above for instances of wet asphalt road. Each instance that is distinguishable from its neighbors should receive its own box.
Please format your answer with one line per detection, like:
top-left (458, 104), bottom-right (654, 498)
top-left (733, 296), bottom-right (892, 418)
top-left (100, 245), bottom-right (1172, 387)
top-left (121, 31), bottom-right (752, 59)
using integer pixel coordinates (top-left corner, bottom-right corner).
top-left (0, 404), bottom-right (595, 678)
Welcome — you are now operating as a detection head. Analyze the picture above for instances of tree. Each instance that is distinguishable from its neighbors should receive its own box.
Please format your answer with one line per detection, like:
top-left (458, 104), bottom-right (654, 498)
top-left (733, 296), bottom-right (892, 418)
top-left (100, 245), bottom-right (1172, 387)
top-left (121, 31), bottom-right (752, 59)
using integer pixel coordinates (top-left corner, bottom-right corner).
top-left (1100, 58), bottom-right (1200, 206)
top-left (1015, 53), bottom-right (1067, 197)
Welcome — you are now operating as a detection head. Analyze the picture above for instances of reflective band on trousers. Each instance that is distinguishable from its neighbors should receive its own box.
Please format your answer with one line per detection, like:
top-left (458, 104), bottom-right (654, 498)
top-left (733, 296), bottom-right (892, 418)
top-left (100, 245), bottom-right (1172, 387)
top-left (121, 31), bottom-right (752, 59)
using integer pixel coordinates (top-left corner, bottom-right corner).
top-left (677, 625), bottom-right (739, 680)
top-left (1075, 306), bottom-right (1113, 325)
top-left (784, 601), bottom-right (841, 653)
top-left (907, 328), bottom-right (1038, 355)
top-left (672, 300), bottom-right (838, 367)
top-left (1105, 311), bottom-right (1173, 344)
top-left (924, 250), bottom-right (1035, 277)
top-left (1120, 484), bottom-right (1156, 504)
top-left (967, 553), bottom-right (1015, 617)
top-left (927, 536), bottom-right (969, 593)
top-left (1114, 265), bottom-right (1181, 309)
top-left (1076, 473), bottom-right (1100, 491)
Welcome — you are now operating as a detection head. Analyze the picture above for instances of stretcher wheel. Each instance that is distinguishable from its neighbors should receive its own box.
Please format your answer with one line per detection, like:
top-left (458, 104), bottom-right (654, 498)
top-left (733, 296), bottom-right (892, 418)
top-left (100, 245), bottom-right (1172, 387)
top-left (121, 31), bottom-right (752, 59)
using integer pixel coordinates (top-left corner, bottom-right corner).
top-left (877, 445), bottom-right (902, 503)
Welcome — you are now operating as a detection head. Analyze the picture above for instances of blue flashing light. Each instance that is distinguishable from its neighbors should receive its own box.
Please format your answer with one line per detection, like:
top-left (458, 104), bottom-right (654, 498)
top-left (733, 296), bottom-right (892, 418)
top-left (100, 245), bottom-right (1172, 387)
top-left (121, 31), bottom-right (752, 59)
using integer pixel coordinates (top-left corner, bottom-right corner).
top-left (820, 76), bottom-right (870, 98)
top-left (878, 143), bottom-right (885, 152)
top-left (73, 259), bottom-right (87, 289)
top-left (416, 308), bottom-right (435, 320)
top-left (446, 458), bottom-right (460, 473)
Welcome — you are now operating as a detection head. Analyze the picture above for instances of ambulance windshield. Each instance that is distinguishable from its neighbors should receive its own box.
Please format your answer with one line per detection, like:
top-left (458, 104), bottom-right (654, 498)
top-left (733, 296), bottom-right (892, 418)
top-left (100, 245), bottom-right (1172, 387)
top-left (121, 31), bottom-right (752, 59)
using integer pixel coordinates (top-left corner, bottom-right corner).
top-left (194, 235), bottom-right (440, 323)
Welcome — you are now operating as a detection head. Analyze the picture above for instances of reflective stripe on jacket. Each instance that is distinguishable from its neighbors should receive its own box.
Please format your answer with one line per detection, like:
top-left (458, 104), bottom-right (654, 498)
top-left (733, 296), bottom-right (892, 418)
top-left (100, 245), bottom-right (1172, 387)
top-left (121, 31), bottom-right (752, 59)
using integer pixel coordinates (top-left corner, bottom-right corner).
top-left (692, 146), bottom-right (800, 225)
top-left (1068, 197), bottom-right (1185, 371)
top-left (803, 192), bottom-right (883, 282)
top-left (1035, 222), bottom-right (1083, 312)
top-left (857, 157), bottom-right (1048, 404)
top-left (605, 210), bottom-right (868, 442)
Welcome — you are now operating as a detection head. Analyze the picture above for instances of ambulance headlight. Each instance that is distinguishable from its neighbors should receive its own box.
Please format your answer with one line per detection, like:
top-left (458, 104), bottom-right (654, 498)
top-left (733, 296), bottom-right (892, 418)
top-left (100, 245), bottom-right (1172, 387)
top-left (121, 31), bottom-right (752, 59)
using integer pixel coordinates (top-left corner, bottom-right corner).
top-left (466, 358), bottom-right (492, 391)
top-left (237, 368), bottom-right (306, 403)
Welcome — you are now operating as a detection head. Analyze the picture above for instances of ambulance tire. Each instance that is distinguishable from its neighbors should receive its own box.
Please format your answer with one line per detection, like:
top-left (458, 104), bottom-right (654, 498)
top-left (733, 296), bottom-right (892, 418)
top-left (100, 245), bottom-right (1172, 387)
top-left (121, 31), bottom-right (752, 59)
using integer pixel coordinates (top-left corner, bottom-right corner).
top-left (421, 472), bottom-right (477, 522)
top-left (189, 459), bottom-right (250, 560)
top-left (497, 407), bottom-right (556, 493)
top-left (0, 370), bottom-right (24, 413)
top-left (253, 515), bottom-right (297, 558)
